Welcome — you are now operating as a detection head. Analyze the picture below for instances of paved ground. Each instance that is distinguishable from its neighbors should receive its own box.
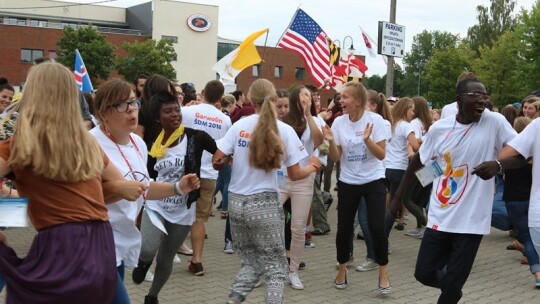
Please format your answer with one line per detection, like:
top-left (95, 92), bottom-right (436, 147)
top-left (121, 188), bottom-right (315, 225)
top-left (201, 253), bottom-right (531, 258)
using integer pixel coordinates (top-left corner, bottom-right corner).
top-left (1, 187), bottom-right (538, 303)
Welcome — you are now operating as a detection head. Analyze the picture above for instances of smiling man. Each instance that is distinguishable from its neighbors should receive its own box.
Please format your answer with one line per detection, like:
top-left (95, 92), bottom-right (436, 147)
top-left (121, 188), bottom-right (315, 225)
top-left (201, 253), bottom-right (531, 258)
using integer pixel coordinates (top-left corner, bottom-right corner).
top-left (390, 77), bottom-right (517, 304)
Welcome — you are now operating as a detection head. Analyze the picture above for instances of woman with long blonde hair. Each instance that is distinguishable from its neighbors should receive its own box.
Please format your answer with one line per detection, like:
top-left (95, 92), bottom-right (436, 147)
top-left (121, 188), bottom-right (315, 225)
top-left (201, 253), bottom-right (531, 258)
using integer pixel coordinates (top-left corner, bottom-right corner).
top-left (0, 62), bottom-right (147, 303)
top-left (212, 79), bottom-right (320, 304)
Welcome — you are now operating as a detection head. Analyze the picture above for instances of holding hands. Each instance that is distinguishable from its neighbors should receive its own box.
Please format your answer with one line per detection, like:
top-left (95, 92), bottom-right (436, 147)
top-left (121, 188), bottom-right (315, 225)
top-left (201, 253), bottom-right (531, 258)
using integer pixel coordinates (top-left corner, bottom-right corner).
top-left (177, 173), bottom-right (201, 194)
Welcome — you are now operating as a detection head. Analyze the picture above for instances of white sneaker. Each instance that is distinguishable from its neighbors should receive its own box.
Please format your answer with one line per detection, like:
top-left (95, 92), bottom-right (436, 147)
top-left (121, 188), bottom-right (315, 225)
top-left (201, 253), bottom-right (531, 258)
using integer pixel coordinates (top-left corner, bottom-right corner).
top-left (144, 270), bottom-right (154, 282)
top-left (173, 254), bottom-right (182, 264)
top-left (304, 240), bottom-right (316, 248)
top-left (289, 272), bottom-right (304, 290)
top-left (405, 227), bottom-right (423, 237)
top-left (355, 258), bottom-right (379, 272)
top-left (416, 227), bottom-right (426, 239)
top-left (224, 239), bottom-right (235, 254)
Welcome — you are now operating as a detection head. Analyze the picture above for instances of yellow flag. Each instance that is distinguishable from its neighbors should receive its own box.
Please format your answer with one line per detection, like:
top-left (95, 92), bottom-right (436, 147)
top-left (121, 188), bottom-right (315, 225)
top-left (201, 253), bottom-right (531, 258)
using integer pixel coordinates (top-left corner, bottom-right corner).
top-left (213, 28), bottom-right (269, 82)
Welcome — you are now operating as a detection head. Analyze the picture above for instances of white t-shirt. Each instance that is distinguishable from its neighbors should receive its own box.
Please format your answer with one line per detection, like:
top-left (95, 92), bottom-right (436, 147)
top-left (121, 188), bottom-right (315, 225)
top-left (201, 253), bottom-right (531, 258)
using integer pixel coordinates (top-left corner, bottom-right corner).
top-left (410, 118), bottom-right (427, 141)
top-left (90, 127), bottom-right (147, 268)
top-left (331, 112), bottom-right (389, 185)
top-left (441, 101), bottom-right (458, 119)
top-left (419, 110), bottom-right (516, 234)
top-left (217, 114), bottom-right (307, 195)
top-left (385, 120), bottom-right (415, 170)
top-left (313, 116), bottom-right (328, 167)
top-left (282, 115), bottom-right (326, 174)
top-left (181, 103), bottom-right (232, 180)
top-left (145, 136), bottom-right (195, 226)
top-left (506, 118), bottom-right (540, 228)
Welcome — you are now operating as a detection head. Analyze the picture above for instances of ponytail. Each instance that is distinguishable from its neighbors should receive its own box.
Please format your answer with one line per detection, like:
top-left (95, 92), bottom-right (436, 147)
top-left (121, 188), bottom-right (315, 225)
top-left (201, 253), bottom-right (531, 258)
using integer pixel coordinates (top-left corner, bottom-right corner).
top-left (248, 79), bottom-right (284, 171)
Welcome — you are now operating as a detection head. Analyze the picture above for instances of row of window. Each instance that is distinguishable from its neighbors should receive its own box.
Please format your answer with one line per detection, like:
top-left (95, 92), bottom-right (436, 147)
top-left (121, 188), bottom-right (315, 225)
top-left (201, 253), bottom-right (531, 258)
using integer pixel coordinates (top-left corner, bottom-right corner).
top-left (20, 49), bottom-right (56, 64)
top-left (252, 65), bottom-right (305, 80)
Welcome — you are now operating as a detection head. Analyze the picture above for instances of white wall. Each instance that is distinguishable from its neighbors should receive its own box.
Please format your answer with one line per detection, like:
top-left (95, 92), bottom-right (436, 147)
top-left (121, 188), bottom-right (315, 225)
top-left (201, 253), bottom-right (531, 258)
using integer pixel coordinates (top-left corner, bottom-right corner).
top-left (152, 0), bottom-right (218, 91)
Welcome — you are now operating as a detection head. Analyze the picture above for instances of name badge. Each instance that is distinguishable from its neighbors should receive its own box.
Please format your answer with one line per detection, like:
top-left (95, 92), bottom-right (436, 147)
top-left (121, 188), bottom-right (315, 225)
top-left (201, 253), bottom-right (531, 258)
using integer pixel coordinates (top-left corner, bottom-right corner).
top-left (0, 198), bottom-right (29, 227)
top-left (277, 170), bottom-right (286, 189)
top-left (415, 158), bottom-right (445, 187)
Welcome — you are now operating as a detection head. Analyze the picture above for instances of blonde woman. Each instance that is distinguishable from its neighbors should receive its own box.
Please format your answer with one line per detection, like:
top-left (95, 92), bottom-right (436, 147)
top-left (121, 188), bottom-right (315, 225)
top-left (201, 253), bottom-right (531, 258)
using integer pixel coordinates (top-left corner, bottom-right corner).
top-left (0, 62), bottom-right (146, 303)
top-left (323, 82), bottom-right (391, 294)
top-left (212, 79), bottom-right (320, 304)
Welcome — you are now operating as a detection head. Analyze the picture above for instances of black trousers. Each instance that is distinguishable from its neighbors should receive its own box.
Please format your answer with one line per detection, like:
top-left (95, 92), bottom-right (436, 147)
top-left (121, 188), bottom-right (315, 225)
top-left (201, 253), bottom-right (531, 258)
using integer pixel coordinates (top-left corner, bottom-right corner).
top-left (415, 228), bottom-right (483, 304)
top-left (335, 179), bottom-right (388, 265)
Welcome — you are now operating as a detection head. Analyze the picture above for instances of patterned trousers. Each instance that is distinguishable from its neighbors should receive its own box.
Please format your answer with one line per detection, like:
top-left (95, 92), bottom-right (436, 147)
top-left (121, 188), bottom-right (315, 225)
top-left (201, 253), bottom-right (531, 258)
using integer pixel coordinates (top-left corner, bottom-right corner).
top-left (228, 191), bottom-right (288, 304)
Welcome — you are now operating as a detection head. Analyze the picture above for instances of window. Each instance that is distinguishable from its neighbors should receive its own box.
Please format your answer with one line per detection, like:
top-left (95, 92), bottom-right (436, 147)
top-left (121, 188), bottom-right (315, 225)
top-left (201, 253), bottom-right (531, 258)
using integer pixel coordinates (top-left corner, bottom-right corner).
top-left (161, 35), bottom-right (178, 43)
top-left (295, 67), bottom-right (305, 80)
top-left (252, 65), bottom-right (260, 78)
top-left (48, 50), bottom-right (57, 59)
top-left (29, 19), bottom-right (39, 27)
top-left (17, 19), bottom-right (26, 26)
top-left (274, 66), bottom-right (283, 79)
top-left (21, 49), bottom-right (44, 64)
top-left (7, 18), bottom-right (17, 25)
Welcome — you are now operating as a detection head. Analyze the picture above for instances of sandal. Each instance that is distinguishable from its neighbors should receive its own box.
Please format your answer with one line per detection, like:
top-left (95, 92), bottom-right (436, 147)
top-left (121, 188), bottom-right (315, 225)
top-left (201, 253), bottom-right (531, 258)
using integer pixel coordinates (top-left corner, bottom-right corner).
top-left (378, 277), bottom-right (391, 295)
top-left (394, 223), bottom-right (405, 230)
top-left (334, 270), bottom-right (348, 290)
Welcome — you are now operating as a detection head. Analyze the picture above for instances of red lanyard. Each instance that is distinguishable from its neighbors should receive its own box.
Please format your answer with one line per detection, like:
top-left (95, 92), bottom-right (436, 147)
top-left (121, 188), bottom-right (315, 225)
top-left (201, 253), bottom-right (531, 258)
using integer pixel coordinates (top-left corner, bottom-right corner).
top-left (104, 128), bottom-right (147, 199)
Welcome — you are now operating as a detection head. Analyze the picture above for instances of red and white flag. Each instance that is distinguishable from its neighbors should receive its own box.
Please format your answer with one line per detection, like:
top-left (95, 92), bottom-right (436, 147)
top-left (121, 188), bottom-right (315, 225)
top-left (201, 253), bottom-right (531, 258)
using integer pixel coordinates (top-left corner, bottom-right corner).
top-left (360, 27), bottom-right (377, 58)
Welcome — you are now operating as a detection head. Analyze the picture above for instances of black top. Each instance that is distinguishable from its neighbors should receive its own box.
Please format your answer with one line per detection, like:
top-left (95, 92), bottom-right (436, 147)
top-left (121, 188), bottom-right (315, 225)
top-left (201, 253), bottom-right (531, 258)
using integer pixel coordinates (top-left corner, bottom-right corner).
top-left (503, 163), bottom-right (533, 202)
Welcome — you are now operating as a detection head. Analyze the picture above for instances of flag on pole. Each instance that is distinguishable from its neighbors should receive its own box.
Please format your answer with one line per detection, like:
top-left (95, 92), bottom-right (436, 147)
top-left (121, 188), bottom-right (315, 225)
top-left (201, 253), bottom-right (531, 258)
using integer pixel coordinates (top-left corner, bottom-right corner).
top-left (328, 39), bottom-right (367, 90)
top-left (360, 27), bottom-right (377, 58)
top-left (278, 9), bottom-right (331, 87)
top-left (212, 28), bottom-right (269, 83)
top-left (74, 49), bottom-right (93, 93)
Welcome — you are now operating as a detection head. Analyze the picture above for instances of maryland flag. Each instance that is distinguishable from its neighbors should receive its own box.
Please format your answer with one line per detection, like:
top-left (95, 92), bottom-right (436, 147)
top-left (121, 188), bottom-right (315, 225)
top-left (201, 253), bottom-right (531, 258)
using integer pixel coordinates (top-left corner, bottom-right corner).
top-left (327, 40), bottom-right (367, 90)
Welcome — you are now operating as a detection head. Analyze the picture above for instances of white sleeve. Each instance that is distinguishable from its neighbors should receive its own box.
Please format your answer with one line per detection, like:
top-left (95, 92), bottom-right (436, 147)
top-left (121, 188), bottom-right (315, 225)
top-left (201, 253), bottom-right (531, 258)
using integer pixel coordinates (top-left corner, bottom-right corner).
top-left (216, 124), bottom-right (237, 155)
top-left (507, 118), bottom-right (539, 158)
top-left (331, 117), bottom-right (342, 148)
top-left (372, 115), bottom-right (389, 143)
top-left (493, 113), bottom-right (517, 153)
top-left (282, 125), bottom-right (309, 168)
top-left (418, 125), bottom-right (441, 165)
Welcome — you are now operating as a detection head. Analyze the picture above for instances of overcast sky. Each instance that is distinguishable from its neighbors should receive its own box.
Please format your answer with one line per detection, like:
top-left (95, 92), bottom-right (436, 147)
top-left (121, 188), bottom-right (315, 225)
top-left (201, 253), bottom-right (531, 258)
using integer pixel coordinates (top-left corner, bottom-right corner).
top-left (61, 0), bottom-right (537, 76)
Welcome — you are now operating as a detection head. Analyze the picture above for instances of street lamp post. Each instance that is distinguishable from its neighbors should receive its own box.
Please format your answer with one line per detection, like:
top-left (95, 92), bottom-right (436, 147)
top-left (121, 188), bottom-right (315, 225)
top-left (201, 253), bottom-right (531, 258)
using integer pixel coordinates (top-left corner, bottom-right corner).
top-left (413, 65), bottom-right (421, 96)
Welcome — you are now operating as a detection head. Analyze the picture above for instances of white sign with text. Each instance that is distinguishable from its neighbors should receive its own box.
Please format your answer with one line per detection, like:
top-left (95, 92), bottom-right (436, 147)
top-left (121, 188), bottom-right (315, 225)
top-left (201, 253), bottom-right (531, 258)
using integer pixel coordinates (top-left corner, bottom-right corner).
top-left (377, 21), bottom-right (406, 58)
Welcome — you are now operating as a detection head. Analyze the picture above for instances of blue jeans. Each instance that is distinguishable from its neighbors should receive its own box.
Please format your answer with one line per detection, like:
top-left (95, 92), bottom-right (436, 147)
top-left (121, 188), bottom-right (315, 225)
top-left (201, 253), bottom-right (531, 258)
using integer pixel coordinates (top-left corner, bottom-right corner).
top-left (491, 174), bottom-right (511, 231)
top-left (113, 262), bottom-right (131, 304)
top-left (0, 273), bottom-right (4, 293)
top-left (357, 197), bottom-right (376, 260)
top-left (506, 200), bottom-right (540, 274)
top-left (215, 163), bottom-right (232, 211)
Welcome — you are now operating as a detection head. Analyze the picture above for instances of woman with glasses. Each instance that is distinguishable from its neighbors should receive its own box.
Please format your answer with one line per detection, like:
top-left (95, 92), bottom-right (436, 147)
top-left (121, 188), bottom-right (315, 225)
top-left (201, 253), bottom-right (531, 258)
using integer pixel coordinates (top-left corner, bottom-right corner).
top-left (0, 62), bottom-right (145, 303)
top-left (91, 79), bottom-right (200, 304)
top-left (131, 92), bottom-right (216, 304)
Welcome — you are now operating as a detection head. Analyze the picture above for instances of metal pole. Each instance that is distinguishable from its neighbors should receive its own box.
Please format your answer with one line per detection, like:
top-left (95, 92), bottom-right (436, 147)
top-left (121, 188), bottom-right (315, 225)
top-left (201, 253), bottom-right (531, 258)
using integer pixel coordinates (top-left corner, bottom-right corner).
top-left (417, 67), bottom-right (421, 96)
top-left (385, 0), bottom-right (397, 97)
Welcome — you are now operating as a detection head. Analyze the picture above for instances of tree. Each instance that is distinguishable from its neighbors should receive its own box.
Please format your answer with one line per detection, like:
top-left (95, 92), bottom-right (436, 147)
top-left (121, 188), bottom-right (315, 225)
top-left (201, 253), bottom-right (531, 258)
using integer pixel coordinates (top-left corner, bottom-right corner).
top-left (115, 39), bottom-right (177, 81)
top-left (473, 30), bottom-right (526, 107)
top-left (515, 1), bottom-right (540, 93)
top-left (364, 65), bottom-right (405, 97)
top-left (56, 25), bottom-right (116, 82)
top-left (467, 0), bottom-right (517, 56)
top-left (400, 30), bottom-right (460, 97)
top-left (422, 44), bottom-right (475, 108)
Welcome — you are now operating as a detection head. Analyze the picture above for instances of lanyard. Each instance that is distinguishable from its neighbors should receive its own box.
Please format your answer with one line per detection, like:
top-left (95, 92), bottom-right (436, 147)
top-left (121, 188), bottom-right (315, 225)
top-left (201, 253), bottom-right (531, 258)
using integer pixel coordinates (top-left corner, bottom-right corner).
top-left (103, 128), bottom-right (147, 200)
top-left (442, 120), bottom-right (475, 151)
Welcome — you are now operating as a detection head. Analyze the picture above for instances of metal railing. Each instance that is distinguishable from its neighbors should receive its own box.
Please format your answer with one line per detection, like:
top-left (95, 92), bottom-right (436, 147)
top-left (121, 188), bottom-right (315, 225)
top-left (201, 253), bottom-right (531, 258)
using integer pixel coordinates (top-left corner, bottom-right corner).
top-left (0, 18), bottom-right (144, 36)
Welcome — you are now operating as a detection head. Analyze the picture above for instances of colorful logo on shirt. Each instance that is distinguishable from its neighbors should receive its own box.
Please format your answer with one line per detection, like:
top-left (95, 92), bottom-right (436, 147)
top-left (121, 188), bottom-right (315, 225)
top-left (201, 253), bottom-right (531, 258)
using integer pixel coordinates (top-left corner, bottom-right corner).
top-left (237, 130), bottom-right (251, 148)
top-left (435, 153), bottom-right (468, 208)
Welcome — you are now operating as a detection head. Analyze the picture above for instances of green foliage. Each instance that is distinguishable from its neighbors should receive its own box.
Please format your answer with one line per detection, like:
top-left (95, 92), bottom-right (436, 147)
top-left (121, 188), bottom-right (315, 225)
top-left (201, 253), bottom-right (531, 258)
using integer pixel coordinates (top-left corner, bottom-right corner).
top-left (473, 31), bottom-right (525, 107)
top-left (115, 39), bottom-right (177, 82)
top-left (467, 0), bottom-right (517, 56)
top-left (364, 65), bottom-right (405, 97)
top-left (401, 30), bottom-right (460, 97)
top-left (56, 25), bottom-right (116, 82)
top-left (515, 1), bottom-right (540, 93)
top-left (422, 44), bottom-right (475, 108)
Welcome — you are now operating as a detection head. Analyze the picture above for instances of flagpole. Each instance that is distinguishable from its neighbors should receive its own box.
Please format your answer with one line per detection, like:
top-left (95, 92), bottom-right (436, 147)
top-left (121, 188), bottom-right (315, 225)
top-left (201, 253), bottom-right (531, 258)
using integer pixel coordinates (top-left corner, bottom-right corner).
top-left (276, 7), bottom-right (301, 46)
top-left (260, 29), bottom-right (270, 73)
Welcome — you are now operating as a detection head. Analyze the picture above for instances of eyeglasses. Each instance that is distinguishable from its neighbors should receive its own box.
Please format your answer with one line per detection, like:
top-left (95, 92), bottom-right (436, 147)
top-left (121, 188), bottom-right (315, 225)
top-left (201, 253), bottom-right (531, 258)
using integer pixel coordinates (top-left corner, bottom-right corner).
top-left (108, 99), bottom-right (141, 112)
top-left (176, 92), bottom-right (185, 97)
top-left (460, 92), bottom-right (490, 100)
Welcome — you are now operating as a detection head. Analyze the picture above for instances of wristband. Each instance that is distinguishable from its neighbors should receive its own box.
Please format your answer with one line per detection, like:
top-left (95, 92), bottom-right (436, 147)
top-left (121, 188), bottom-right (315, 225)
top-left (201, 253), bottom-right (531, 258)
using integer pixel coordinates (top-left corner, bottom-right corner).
top-left (495, 159), bottom-right (503, 174)
top-left (173, 182), bottom-right (183, 196)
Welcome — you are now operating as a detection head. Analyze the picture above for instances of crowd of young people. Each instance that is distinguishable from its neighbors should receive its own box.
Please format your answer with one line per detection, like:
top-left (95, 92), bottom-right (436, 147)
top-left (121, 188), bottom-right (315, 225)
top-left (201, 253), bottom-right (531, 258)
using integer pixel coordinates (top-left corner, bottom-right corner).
top-left (1, 60), bottom-right (540, 304)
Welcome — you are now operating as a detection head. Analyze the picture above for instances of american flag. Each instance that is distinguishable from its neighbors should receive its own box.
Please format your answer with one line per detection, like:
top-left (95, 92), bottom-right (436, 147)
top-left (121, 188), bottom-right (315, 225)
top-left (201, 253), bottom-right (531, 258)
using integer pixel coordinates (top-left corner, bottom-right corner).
top-left (278, 9), bottom-right (331, 87)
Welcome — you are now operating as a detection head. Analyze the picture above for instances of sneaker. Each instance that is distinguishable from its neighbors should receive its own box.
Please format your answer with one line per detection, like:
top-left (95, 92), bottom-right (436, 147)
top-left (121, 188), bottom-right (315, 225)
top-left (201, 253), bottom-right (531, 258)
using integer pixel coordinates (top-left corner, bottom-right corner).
top-left (178, 243), bottom-right (193, 256)
top-left (394, 223), bottom-right (405, 230)
top-left (173, 254), bottom-right (182, 264)
top-left (144, 295), bottom-right (159, 304)
top-left (415, 227), bottom-right (426, 239)
top-left (357, 232), bottom-right (364, 240)
top-left (405, 227), bottom-right (423, 237)
top-left (335, 256), bottom-right (355, 269)
top-left (324, 196), bottom-right (334, 211)
top-left (188, 261), bottom-right (204, 276)
top-left (288, 272), bottom-right (304, 290)
top-left (132, 260), bottom-right (153, 284)
top-left (144, 270), bottom-right (154, 282)
top-left (224, 239), bottom-right (235, 254)
top-left (355, 258), bottom-right (379, 272)
top-left (304, 240), bottom-right (316, 248)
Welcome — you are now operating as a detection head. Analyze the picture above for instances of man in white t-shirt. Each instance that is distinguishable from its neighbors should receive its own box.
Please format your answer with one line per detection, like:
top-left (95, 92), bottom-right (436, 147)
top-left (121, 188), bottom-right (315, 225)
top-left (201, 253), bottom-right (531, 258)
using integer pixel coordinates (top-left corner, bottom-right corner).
top-left (180, 80), bottom-right (232, 276)
top-left (391, 79), bottom-right (516, 303)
